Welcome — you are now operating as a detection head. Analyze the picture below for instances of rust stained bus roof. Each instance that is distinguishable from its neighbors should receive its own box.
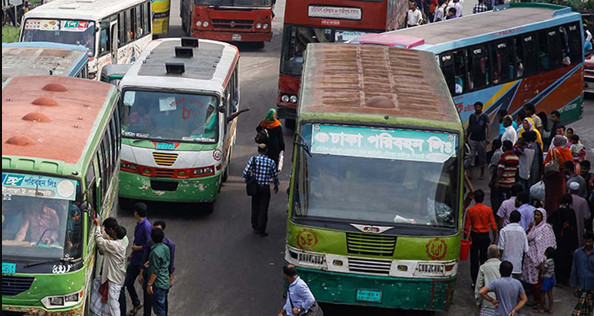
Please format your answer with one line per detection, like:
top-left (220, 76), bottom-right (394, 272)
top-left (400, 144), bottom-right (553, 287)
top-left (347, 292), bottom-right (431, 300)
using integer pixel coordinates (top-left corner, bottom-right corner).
top-left (300, 43), bottom-right (459, 123)
top-left (2, 76), bottom-right (114, 165)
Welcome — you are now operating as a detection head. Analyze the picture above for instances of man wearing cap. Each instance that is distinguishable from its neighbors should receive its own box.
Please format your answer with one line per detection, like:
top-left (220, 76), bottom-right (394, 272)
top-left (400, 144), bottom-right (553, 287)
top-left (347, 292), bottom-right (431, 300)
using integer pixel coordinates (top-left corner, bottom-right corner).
top-left (242, 144), bottom-right (279, 237)
top-left (569, 181), bottom-right (593, 246)
top-left (565, 161), bottom-right (587, 198)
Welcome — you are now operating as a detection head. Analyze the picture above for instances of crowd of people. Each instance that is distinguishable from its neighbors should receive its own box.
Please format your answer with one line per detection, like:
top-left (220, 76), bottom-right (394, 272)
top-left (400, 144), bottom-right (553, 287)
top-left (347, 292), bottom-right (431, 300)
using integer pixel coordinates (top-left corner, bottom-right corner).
top-left (405, 0), bottom-right (504, 26)
top-left (464, 101), bottom-right (594, 315)
top-left (91, 203), bottom-right (175, 316)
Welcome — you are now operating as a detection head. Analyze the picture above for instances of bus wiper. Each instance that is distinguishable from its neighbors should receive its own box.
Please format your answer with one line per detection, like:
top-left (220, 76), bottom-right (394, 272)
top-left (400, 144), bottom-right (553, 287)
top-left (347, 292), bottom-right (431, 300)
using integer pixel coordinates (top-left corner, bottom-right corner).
top-left (213, 0), bottom-right (227, 9)
top-left (294, 133), bottom-right (312, 157)
top-left (24, 256), bottom-right (82, 268)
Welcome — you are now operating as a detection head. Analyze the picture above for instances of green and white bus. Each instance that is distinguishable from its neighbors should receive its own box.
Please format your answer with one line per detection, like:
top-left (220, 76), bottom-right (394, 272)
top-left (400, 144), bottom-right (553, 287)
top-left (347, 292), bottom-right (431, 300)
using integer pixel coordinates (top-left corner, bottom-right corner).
top-left (285, 43), bottom-right (464, 311)
top-left (118, 37), bottom-right (241, 211)
top-left (2, 75), bottom-right (121, 314)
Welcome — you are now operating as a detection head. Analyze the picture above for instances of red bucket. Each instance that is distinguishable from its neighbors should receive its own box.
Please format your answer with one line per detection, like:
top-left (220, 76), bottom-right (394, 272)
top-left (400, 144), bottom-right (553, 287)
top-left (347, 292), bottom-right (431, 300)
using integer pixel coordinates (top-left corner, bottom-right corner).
top-left (459, 232), bottom-right (472, 261)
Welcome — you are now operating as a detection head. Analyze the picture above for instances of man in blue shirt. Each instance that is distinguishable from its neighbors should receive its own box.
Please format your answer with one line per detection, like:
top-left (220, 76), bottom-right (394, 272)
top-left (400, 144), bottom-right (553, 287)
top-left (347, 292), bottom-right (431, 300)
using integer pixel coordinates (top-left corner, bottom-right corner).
top-left (124, 202), bottom-right (152, 315)
top-left (243, 144), bottom-right (279, 237)
top-left (515, 191), bottom-right (535, 231)
top-left (279, 264), bottom-right (321, 316)
top-left (571, 232), bottom-right (594, 316)
top-left (479, 261), bottom-right (528, 316)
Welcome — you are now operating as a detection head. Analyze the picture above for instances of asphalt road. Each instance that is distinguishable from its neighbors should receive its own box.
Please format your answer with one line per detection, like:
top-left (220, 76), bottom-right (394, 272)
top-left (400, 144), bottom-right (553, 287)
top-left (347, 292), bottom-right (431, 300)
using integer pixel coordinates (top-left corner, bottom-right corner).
top-left (115, 0), bottom-right (594, 314)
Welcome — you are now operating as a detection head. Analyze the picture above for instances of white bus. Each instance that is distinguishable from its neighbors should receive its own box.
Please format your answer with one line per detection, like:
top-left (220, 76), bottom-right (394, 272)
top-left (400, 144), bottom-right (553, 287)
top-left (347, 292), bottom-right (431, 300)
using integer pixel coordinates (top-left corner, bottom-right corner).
top-left (20, 0), bottom-right (153, 79)
top-left (118, 37), bottom-right (243, 212)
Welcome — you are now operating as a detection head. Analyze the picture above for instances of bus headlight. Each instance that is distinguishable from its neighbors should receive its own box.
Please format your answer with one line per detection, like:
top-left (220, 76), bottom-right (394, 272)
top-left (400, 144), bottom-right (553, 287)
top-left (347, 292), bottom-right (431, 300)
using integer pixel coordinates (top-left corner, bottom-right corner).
top-left (196, 21), bottom-right (202, 27)
top-left (203, 21), bottom-right (209, 27)
top-left (256, 23), bottom-right (262, 29)
top-left (49, 297), bottom-right (64, 306)
top-left (290, 95), bottom-right (298, 103)
top-left (281, 95), bottom-right (289, 103)
top-left (263, 23), bottom-right (269, 29)
top-left (42, 289), bottom-right (83, 309)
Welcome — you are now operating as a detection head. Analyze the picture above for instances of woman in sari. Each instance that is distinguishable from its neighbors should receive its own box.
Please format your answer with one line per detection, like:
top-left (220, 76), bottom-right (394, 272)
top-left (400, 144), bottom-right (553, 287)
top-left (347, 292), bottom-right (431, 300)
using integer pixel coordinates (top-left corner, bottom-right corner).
top-left (522, 208), bottom-right (557, 313)
top-left (517, 118), bottom-right (543, 150)
top-left (547, 194), bottom-right (578, 286)
top-left (544, 135), bottom-right (573, 212)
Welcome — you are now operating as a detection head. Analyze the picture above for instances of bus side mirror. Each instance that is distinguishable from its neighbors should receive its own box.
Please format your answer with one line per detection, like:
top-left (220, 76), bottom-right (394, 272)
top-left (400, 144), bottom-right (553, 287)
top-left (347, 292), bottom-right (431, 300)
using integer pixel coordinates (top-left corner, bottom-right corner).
top-left (218, 106), bottom-right (226, 113)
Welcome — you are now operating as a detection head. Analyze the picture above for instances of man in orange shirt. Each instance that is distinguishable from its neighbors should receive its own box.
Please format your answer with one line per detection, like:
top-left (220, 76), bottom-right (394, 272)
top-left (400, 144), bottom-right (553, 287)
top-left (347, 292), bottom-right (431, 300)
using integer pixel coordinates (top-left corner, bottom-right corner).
top-left (465, 189), bottom-right (499, 289)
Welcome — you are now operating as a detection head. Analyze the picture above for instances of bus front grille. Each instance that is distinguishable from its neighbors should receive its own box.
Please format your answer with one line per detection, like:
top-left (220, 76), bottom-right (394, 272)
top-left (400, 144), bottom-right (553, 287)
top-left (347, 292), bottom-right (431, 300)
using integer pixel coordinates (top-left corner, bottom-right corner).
top-left (2, 276), bottom-right (35, 296)
top-left (152, 152), bottom-right (178, 166)
top-left (346, 232), bottom-right (396, 257)
top-left (348, 257), bottom-right (392, 275)
top-left (154, 168), bottom-right (175, 177)
top-left (212, 19), bottom-right (253, 29)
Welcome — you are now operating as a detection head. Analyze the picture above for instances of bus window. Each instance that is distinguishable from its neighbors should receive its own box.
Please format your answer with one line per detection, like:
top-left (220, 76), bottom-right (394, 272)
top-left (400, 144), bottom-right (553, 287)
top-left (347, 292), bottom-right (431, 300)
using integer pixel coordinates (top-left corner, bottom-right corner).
top-left (468, 46), bottom-right (489, 90)
top-left (519, 34), bottom-right (538, 76)
top-left (125, 9), bottom-right (133, 42)
top-left (118, 11), bottom-right (126, 47)
top-left (135, 4), bottom-right (143, 37)
top-left (145, 1), bottom-right (152, 34)
top-left (539, 28), bottom-right (562, 70)
top-left (490, 40), bottom-right (513, 84)
top-left (439, 52), bottom-right (456, 95)
top-left (100, 20), bottom-right (111, 56)
top-left (566, 23), bottom-right (582, 65)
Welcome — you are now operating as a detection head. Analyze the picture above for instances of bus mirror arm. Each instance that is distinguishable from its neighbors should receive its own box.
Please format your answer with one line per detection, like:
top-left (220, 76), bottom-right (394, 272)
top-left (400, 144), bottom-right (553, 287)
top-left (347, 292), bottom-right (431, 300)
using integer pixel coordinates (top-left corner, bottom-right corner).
top-left (294, 133), bottom-right (312, 157)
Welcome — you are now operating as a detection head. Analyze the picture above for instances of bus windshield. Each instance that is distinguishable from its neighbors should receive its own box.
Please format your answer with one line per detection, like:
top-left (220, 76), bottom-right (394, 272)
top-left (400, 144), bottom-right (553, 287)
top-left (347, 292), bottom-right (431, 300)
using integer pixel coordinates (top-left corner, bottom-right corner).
top-left (2, 180), bottom-right (82, 261)
top-left (194, 0), bottom-right (272, 7)
top-left (121, 90), bottom-right (219, 143)
top-left (293, 124), bottom-right (459, 229)
top-left (281, 26), bottom-right (369, 76)
top-left (21, 19), bottom-right (96, 55)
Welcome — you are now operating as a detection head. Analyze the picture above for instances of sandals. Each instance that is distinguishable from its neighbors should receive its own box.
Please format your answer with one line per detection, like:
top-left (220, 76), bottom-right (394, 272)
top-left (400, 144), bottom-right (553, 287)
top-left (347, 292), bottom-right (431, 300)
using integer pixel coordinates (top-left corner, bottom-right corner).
top-left (128, 304), bottom-right (143, 316)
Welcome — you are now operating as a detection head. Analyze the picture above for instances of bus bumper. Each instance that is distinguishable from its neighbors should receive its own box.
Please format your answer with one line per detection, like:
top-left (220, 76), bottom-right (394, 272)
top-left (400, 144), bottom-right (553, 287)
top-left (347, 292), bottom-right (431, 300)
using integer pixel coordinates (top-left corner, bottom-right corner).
top-left (118, 171), bottom-right (220, 203)
top-left (191, 30), bottom-right (272, 42)
top-left (2, 302), bottom-right (84, 315)
top-left (294, 266), bottom-right (455, 311)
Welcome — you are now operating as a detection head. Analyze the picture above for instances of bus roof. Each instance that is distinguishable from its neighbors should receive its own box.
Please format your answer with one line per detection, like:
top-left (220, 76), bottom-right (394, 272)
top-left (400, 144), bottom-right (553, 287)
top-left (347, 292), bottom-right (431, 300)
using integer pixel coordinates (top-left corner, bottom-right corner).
top-left (377, 3), bottom-right (580, 48)
top-left (24, 0), bottom-right (148, 21)
top-left (119, 38), bottom-right (239, 93)
top-left (299, 43), bottom-right (460, 124)
top-left (2, 42), bottom-right (88, 83)
top-left (2, 76), bottom-right (117, 166)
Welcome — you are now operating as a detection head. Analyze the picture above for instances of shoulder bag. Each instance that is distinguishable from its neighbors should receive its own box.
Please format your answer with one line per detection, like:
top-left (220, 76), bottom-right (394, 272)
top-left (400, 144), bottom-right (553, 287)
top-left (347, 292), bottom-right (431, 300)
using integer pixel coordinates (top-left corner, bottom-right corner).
top-left (245, 157), bottom-right (259, 196)
top-left (544, 148), bottom-right (560, 176)
top-left (288, 290), bottom-right (324, 316)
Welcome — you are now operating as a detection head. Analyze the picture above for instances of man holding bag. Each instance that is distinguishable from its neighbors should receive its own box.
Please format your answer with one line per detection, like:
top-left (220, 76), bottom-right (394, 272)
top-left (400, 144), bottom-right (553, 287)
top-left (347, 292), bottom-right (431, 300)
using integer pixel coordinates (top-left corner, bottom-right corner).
top-left (279, 264), bottom-right (323, 316)
top-left (243, 144), bottom-right (279, 237)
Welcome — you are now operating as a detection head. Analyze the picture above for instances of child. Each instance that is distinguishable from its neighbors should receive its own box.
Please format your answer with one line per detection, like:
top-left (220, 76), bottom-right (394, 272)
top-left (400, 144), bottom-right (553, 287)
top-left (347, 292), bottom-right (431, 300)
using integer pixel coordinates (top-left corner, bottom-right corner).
top-left (540, 247), bottom-right (556, 314)
top-left (570, 135), bottom-right (586, 174)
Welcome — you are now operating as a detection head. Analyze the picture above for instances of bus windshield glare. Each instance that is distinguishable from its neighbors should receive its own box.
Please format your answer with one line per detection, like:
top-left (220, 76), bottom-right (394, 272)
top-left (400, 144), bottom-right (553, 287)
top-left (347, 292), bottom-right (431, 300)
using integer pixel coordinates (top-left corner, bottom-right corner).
top-left (21, 19), bottom-right (96, 55)
top-left (293, 124), bottom-right (459, 228)
top-left (194, 0), bottom-right (272, 7)
top-left (281, 26), bottom-right (368, 76)
top-left (2, 194), bottom-right (83, 261)
top-left (121, 90), bottom-right (219, 143)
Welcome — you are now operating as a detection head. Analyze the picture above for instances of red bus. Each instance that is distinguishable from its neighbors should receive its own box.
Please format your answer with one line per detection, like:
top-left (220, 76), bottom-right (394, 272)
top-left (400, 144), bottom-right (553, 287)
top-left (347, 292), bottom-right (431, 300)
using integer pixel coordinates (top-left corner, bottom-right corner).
top-left (181, 0), bottom-right (273, 46)
top-left (277, 0), bottom-right (409, 124)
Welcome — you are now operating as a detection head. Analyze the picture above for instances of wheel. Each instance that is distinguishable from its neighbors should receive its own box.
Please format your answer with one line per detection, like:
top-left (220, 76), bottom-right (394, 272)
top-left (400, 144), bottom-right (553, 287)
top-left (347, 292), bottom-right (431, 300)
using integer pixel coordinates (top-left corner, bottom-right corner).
top-left (285, 118), bottom-right (296, 129)
top-left (202, 202), bottom-right (214, 214)
top-left (254, 41), bottom-right (265, 49)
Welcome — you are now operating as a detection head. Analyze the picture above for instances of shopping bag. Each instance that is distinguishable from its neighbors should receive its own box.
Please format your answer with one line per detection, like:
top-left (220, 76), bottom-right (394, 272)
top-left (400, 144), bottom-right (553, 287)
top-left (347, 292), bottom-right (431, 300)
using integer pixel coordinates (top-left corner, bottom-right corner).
top-left (530, 180), bottom-right (546, 202)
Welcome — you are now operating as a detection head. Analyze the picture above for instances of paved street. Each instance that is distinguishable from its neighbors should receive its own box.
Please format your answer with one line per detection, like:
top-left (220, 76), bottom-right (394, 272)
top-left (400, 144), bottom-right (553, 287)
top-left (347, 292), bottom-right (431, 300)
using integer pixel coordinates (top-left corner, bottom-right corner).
top-left (114, 0), bottom-right (594, 314)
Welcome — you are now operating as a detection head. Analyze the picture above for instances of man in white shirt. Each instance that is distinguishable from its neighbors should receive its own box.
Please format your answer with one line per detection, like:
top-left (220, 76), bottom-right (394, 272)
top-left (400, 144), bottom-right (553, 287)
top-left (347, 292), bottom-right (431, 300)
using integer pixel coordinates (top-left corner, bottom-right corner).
top-left (452, 0), bottom-right (463, 17)
top-left (500, 115), bottom-right (517, 145)
top-left (497, 184), bottom-right (523, 228)
top-left (498, 211), bottom-right (529, 277)
top-left (433, 0), bottom-right (448, 22)
top-left (95, 218), bottom-right (127, 316)
top-left (406, 1), bottom-right (423, 27)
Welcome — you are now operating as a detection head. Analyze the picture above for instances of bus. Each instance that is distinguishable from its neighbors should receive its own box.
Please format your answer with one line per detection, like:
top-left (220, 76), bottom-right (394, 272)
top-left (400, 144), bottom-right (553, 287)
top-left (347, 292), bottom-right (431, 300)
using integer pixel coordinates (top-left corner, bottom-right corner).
top-left (285, 43), bottom-right (463, 311)
top-left (100, 63), bottom-right (132, 86)
top-left (351, 3), bottom-right (585, 127)
top-left (276, 0), bottom-right (409, 125)
top-left (152, 0), bottom-right (171, 37)
top-left (2, 41), bottom-right (89, 83)
top-left (180, 0), bottom-right (273, 47)
top-left (20, 0), bottom-right (153, 80)
top-left (2, 75), bottom-right (120, 314)
top-left (118, 37), bottom-right (242, 212)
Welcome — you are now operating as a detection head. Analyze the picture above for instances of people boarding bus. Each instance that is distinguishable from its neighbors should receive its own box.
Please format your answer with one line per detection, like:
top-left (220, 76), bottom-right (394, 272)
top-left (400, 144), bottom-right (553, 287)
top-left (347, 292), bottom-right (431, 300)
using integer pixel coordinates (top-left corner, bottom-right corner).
top-left (2, 76), bottom-right (121, 314)
top-left (2, 42), bottom-right (89, 83)
top-left (351, 3), bottom-right (585, 129)
top-left (180, 0), bottom-right (273, 47)
top-left (20, 0), bottom-right (153, 79)
top-left (285, 43), bottom-right (463, 311)
top-left (277, 0), bottom-right (410, 126)
top-left (118, 37), bottom-right (245, 213)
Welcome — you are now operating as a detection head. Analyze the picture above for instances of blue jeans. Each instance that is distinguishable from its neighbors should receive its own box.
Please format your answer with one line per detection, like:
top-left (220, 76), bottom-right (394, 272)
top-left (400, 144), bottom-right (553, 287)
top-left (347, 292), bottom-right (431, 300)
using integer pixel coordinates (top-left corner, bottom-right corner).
top-left (124, 263), bottom-right (142, 307)
top-left (152, 287), bottom-right (169, 316)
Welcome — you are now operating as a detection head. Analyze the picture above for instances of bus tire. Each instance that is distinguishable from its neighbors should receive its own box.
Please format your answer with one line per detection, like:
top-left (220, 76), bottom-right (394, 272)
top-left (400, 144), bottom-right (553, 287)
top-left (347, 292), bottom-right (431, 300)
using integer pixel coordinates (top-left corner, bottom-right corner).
top-left (285, 118), bottom-right (296, 129)
top-left (255, 41), bottom-right (265, 49)
top-left (203, 202), bottom-right (214, 214)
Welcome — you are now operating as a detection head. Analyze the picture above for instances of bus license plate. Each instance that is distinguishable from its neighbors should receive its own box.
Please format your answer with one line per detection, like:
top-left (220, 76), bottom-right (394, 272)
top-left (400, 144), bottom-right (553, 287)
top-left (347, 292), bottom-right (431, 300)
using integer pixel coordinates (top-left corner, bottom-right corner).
top-left (156, 142), bottom-right (175, 150)
top-left (232, 34), bottom-right (242, 41)
top-left (356, 289), bottom-right (382, 303)
top-left (2, 262), bottom-right (16, 274)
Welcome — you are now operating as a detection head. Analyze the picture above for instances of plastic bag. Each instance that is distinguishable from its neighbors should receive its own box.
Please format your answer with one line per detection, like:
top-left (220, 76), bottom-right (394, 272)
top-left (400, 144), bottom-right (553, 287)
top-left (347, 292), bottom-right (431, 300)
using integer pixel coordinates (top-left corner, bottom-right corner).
top-left (530, 180), bottom-right (545, 202)
top-left (277, 150), bottom-right (284, 172)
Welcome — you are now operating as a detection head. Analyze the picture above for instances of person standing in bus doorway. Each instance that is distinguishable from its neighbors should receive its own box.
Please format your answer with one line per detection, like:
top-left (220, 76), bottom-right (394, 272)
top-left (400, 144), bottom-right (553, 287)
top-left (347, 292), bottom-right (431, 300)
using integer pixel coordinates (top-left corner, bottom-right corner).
top-left (243, 144), bottom-right (279, 237)
top-left (125, 203), bottom-right (152, 316)
top-left (278, 264), bottom-right (323, 316)
top-left (406, 1), bottom-right (423, 27)
top-left (94, 218), bottom-right (127, 316)
top-left (256, 109), bottom-right (285, 169)
top-left (467, 102), bottom-right (490, 180)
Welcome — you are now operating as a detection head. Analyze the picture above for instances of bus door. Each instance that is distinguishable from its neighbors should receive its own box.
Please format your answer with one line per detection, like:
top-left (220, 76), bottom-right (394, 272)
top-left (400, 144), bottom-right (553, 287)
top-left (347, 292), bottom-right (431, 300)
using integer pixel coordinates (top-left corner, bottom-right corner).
top-left (110, 21), bottom-right (118, 63)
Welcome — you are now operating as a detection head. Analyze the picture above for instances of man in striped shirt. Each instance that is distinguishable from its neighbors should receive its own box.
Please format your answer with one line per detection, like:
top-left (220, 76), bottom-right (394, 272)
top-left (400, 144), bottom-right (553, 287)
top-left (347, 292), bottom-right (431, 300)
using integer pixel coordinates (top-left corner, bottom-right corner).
top-left (491, 140), bottom-right (519, 203)
top-left (243, 144), bottom-right (279, 237)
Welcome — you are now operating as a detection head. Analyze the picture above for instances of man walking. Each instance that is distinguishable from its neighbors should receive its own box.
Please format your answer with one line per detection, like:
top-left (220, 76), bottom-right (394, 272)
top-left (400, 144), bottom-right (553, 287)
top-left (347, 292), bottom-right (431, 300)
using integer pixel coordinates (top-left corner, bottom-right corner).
top-left (278, 264), bottom-right (322, 316)
top-left (569, 182), bottom-right (593, 246)
top-left (498, 211), bottom-right (529, 278)
top-left (474, 245), bottom-right (501, 316)
top-left (139, 220), bottom-right (175, 316)
top-left (465, 190), bottom-right (498, 288)
top-left (479, 261), bottom-right (528, 316)
top-left (243, 144), bottom-right (279, 237)
top-left (491, 140), bottom-right (519, 210)
top-left (146, 228), bottom-right (171, 316)
top-left (570, 231), bottom-right (594, 316)
top-left (94, 218), bottom-right (127, 316)
top-left (467, 102), bottom-right (490, 180)
top-left (125, 203), bottom-right (152, 315)
top-left (497, 184), bottom-right (523, 228)
top-left (406, 1), bottom-right (423, 27)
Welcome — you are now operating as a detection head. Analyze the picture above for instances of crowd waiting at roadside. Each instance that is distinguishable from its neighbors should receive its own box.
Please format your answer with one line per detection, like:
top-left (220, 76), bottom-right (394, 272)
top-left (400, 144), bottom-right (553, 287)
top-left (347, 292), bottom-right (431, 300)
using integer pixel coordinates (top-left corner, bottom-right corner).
top-left (464, 101), bottom-right (594, 315)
